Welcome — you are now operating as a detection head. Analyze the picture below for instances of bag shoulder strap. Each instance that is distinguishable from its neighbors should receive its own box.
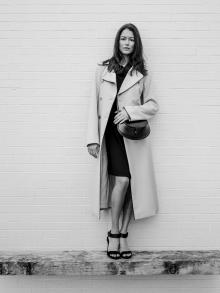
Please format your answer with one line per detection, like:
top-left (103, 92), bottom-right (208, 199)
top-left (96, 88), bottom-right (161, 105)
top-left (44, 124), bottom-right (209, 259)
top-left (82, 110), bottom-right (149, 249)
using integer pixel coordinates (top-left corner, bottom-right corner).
top-left (140, 91), bottom-right (144, 105)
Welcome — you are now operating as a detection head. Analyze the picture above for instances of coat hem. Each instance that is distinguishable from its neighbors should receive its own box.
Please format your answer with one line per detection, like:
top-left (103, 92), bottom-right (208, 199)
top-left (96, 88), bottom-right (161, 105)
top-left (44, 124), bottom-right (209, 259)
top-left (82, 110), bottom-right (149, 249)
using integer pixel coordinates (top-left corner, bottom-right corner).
top-left (133, 210), bottom-right (159, 221)
top-left (99, 207), bottom-right (159, 221)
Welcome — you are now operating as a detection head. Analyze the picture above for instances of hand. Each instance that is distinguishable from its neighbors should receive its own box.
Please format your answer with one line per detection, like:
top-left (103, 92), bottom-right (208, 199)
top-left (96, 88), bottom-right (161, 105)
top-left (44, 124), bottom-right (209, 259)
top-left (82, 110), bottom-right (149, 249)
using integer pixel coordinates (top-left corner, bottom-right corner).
top-left (113, 109), bottom-right (129, 124)
top-left (87, 143), bottom-right (100, 158)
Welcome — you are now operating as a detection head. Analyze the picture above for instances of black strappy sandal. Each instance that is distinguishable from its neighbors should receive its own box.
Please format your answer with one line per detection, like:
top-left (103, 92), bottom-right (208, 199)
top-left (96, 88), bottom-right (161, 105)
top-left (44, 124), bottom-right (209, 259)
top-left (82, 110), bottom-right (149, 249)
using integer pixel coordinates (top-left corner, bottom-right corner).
top-left (120, 232), bottom-right (133, 259)
top-left (106, 230), bottom-right (121, 260)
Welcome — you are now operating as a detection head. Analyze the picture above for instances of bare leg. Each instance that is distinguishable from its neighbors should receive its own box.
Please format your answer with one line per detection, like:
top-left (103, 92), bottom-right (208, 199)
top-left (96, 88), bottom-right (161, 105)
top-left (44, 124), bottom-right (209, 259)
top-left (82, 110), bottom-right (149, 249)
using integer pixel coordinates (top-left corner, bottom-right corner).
top-left (108, 176), bottom-right (129, 251)
top-left (121, 182), bottom-right (134, 233)
top-left (120, 182), bottom-right (134, 256)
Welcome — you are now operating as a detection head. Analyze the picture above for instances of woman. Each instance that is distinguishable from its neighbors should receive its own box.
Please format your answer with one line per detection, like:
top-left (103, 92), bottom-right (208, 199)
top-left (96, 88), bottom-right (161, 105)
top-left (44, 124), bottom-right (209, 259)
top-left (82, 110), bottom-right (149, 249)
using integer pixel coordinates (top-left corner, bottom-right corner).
top-left (86, 23), bottom-right (159, 260)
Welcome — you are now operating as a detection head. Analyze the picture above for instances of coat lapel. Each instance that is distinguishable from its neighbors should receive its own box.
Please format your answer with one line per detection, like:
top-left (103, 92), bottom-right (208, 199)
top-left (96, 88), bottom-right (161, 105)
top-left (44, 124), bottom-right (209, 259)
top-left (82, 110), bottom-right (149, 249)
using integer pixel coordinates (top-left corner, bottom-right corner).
top-left (101, 65), bottom-right (143, 95)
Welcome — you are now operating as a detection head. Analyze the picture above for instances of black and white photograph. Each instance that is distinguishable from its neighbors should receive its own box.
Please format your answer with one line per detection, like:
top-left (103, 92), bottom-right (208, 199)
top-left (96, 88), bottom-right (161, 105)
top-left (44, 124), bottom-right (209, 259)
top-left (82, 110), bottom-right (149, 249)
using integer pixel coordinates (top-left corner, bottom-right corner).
top-left (0, 0), bottom-right (220, 292)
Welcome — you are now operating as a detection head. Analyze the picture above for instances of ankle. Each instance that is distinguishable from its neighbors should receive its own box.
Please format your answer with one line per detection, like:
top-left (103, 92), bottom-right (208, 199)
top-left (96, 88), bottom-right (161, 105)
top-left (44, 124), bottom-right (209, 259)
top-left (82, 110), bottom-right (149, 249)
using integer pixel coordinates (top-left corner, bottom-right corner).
top-left (120, 230), bottom-right (128, 235)
top-left (110, 227), bottom-right (120, 234)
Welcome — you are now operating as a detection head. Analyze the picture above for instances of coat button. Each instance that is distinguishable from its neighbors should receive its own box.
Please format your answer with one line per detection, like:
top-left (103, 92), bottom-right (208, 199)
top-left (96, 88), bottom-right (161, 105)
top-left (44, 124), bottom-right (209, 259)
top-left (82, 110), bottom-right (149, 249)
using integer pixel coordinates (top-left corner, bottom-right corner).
top-left (98, 115), bottom-right (101, 119)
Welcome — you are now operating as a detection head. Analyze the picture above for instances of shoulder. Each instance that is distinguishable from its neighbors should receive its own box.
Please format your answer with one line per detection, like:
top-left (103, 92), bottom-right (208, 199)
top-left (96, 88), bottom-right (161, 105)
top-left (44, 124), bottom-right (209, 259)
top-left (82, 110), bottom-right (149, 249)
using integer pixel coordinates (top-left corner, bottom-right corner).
top-left (142, 69), bottom-right (153, 91)
top-left (95, 63), bottom-right (106, 72)
top-left (142, 69), bottom-right (153, 82)
top-left (143, 68), bottom-right (152, 79)
top-left (94, 60), bottom-right (106, 72)
top-left (94, 61), bottom-right (107, 80)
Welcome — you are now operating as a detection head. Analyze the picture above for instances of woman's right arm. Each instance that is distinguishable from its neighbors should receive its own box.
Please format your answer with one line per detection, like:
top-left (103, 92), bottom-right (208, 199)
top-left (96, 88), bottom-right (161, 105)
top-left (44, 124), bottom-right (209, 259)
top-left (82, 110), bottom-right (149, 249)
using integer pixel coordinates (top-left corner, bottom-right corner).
top-left (86, 65), bottom-right (102, 157)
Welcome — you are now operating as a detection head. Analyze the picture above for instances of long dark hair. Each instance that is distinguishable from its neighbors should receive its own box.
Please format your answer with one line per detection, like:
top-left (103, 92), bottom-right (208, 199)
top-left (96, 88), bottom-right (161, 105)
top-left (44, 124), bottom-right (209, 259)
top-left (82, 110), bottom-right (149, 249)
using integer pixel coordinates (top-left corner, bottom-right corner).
top-left (99, 23), bottom-right (148, 76)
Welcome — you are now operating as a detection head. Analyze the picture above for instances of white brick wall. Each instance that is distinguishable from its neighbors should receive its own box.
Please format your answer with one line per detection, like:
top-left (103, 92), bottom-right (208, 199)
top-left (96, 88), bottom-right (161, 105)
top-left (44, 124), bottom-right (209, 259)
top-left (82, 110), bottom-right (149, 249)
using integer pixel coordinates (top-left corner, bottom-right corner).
top-left (1, 0), bottom-right (220, 291)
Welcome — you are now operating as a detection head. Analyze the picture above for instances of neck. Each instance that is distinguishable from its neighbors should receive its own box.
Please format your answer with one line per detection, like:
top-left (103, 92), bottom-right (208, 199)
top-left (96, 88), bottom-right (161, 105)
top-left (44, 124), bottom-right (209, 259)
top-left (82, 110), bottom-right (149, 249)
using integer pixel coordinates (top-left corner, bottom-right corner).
top-left (120, 55), bottom-right (130, 66)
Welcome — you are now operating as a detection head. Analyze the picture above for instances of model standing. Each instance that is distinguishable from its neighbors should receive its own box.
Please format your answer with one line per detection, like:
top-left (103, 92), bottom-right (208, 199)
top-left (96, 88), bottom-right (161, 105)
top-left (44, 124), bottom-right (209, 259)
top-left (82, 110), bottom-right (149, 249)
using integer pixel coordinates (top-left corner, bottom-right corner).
top-left (86, 23), bottom-right (159, 259)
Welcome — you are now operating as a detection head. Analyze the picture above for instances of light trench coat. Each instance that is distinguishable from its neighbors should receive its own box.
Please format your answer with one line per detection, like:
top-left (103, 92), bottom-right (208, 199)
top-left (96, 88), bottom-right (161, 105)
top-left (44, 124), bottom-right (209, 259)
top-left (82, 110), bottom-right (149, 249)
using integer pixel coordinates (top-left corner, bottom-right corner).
top-left (86, 62), bottom-right (159, 220)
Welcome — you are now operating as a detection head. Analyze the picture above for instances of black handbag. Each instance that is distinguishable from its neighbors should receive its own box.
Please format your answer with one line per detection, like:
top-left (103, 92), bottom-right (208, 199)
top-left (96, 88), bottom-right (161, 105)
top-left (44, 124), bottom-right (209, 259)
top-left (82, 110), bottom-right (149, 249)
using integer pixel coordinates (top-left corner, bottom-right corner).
top-left (117, 92), bottom-right (150, 140)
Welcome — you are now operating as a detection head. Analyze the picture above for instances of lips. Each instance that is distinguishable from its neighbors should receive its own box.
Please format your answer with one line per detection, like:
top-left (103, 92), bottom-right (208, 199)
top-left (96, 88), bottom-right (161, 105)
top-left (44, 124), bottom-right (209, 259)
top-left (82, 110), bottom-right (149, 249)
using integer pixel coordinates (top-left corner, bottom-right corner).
top-left (124, 47), bottom-right (130, 50)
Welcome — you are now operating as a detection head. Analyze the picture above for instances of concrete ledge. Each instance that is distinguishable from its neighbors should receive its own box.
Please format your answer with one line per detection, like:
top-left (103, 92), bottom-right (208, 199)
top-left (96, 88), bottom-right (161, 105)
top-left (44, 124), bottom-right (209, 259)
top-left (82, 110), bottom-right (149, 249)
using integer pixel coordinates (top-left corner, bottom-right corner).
top-left (0, 250), bottom-right (220, 276)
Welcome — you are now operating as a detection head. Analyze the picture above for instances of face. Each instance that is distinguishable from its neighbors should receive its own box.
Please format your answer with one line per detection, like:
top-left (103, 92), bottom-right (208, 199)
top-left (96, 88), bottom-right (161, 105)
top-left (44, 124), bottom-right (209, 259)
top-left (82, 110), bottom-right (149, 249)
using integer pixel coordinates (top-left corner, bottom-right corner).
top-left (119, 28), bottom-right (135, 56)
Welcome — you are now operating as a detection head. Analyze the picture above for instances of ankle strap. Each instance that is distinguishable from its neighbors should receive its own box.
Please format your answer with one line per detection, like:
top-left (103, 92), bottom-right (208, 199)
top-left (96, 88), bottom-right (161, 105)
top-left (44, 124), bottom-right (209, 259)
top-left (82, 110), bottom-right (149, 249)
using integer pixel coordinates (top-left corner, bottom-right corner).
top-left (108, 230), bottom-right (121, 238)
top-left (120, 232), bottom-right (128, 238)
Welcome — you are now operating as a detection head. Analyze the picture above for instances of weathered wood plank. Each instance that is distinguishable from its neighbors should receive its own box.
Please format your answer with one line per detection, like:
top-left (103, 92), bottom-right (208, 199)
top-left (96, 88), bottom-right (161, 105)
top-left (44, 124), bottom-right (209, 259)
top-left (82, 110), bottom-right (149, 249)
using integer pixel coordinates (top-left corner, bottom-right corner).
top-left (0, 250), bottom-right (220, 276)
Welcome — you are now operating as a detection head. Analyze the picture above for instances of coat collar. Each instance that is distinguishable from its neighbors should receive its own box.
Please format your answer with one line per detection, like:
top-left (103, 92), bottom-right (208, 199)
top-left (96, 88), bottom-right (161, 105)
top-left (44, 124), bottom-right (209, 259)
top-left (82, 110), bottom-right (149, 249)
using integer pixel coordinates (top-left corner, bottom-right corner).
top-left (101, 65), bottom-right (143, 95)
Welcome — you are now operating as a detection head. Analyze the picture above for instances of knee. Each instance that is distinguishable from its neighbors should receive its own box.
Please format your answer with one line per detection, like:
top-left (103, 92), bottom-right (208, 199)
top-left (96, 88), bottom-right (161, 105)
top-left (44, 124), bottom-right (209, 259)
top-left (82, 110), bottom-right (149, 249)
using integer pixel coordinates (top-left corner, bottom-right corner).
top-left (115, 176), bottom-right (130, 190)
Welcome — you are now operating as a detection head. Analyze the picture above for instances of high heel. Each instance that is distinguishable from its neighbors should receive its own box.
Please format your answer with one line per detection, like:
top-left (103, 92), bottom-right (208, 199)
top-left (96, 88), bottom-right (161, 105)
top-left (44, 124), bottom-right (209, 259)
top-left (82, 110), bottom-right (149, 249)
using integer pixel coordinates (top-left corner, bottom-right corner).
top-left (120, 232), bottom-right (133, 259)
top-left (106, 230), bottom-right (121, 260)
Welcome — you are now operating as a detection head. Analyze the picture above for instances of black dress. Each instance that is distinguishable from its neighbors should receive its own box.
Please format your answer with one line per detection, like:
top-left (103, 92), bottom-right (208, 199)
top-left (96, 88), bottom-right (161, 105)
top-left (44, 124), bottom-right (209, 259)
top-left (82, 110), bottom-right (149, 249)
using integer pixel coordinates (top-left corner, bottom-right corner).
top-left (104, 62), bottom-right (132, 179)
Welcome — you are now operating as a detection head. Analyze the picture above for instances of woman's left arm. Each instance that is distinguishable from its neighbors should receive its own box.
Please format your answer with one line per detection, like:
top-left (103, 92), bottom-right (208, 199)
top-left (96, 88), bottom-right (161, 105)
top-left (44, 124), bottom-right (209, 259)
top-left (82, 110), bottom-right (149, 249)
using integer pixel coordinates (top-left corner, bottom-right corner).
top-left (123, 72), bottom-right (159, 121)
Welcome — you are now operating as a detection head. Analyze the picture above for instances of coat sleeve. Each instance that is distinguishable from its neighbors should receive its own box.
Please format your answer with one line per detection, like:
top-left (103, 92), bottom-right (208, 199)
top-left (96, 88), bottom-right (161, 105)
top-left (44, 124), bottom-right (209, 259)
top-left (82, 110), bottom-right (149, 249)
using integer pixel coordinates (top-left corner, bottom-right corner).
top-left (86, 65), bottom-right (102, 147)
top-left (123, 71), bottom-right (159, 121)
